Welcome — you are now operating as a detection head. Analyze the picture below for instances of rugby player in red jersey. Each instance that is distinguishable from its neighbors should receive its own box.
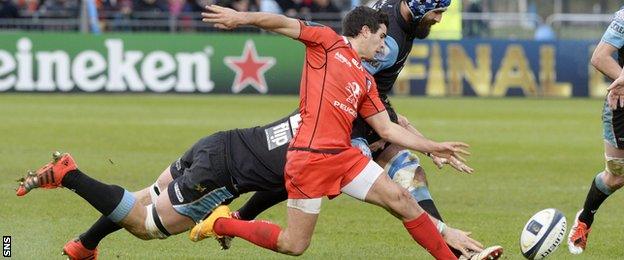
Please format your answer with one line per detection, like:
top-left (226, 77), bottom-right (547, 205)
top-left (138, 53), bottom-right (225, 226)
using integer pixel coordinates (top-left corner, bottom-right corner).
top-left (193, 5), bottom-right (471, 259)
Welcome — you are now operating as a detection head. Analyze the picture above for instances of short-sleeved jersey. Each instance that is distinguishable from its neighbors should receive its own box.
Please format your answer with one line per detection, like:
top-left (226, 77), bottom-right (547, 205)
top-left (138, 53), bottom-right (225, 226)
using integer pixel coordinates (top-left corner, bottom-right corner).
top-left (364, 0), bottom-right (421, 96)
top-left (602, 8), bottom-right (624, 66)
top-left (226, 111), bottom-right (300, 193)
top-left (289, 21), bottom-right (386, 153)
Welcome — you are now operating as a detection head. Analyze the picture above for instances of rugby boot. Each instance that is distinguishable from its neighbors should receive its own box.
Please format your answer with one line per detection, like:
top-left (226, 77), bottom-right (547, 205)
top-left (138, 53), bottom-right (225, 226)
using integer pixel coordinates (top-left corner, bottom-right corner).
top-left (62, 238), bottom-right (98, 260)
top-left (568, 210), bottom-right (591, 254)
top-left (216, 211), bottom-right (242, 250)
top-left (189, 205), bottom-right (231, 242)
top-left (16, 151), bottom-right (78, 196)
top-left (458, 245), bottom-right (503, 260)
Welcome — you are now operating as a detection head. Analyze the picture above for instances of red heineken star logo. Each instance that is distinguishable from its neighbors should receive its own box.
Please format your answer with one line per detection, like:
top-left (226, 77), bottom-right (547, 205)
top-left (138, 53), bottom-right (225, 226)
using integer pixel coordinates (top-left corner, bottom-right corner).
top-left (224, 40), bottom-right (276, 93)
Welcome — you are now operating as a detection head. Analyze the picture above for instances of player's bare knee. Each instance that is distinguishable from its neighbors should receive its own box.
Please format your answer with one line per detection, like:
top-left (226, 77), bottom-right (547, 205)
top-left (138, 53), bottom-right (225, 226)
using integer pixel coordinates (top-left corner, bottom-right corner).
top-left (140, 204), bottom-right (172, 240)
top-left (413, 166), bottom-right (428, 184)
top-left (603, 171), bottom-right (624, 189)
top-left (385, 187), bottom-right (415, 215)
top-left (281, 240), bottom-right (310, 256)
top-left (126, 225), bottom-right (152, 240)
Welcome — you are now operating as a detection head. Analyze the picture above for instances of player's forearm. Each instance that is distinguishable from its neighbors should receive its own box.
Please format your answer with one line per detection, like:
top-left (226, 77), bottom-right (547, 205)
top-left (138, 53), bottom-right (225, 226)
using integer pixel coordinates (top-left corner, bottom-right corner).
top-left (378, 123), bottom-right (440, 153)
top-left (242, 12), bottom-right (300, 38)
top-left (591, 42), bottom-right (622, 80)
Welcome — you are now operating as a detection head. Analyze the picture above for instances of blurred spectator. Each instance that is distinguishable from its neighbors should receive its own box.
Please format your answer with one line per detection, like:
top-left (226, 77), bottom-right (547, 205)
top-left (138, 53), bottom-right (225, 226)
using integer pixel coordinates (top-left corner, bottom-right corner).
top-left (180, 0), bottom-right (211, 14)
top-left (99, 0), bottom-right (132, 16)
top-left (311, 0), bottom-right (339, 14)
top-left (259, 0), bottom-right (280, 13)
top-left (38, 0), bottom-right (79, 17)
top-left (216, 0), bottom-right (253, 12)
top-left (464, 0), bottom-right (488, 38)
top-left (0, 0), bottom-right (20, 18)
top-left (16, 0), bottom-right (39, 15)
top-left (275, 0), bottom-right (296, 16)
top-left (534, 24), bottom-right (556, 41)
top-left (98, 0), bottom-right (132, 31)
top-left (132, 0), bottom-right (168, 14)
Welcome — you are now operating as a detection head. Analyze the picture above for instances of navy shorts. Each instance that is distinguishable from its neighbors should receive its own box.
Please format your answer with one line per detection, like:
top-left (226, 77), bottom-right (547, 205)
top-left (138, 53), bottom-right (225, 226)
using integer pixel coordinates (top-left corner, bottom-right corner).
top-left (603, 100), bottom-right (624, 149)
top-left (168, 132), bottom-right (239, 222)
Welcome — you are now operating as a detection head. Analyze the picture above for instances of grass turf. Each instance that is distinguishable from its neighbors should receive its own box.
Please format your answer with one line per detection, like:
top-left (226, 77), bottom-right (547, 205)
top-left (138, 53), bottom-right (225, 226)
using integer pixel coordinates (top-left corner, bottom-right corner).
top-left (0, 94), bottom-right (621, 259)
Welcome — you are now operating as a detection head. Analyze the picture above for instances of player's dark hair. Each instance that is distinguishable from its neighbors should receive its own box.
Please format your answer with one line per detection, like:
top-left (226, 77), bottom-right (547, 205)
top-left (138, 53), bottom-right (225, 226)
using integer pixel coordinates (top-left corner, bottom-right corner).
top-left (342, 6), bottom-right (389, 37)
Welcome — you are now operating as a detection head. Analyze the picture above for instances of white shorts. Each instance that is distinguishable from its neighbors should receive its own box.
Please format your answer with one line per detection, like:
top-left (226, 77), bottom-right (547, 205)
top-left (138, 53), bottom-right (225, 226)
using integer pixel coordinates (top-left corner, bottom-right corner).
top-left (340, 160), bottom-right (384, 200)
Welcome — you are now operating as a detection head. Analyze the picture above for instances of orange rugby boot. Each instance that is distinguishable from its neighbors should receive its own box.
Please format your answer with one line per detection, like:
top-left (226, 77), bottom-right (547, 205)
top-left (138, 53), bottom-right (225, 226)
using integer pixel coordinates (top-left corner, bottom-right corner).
top-left (62, 238), bottom-right (98, 260)
top-left (16, 151), bottom-right (78, 196)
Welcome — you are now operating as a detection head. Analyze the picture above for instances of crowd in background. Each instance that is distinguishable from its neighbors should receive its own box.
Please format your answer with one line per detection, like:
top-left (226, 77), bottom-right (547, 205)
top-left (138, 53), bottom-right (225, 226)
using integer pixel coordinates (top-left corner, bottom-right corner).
top-left (0, 0), bottom-right (350, 19)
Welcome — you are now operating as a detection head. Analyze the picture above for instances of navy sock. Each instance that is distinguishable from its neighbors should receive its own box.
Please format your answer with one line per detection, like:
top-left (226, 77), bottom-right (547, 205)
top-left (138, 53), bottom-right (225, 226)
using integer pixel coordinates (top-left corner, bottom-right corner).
top-left (237, 190), bottom-right (288, 220)
top-left (79, 216), bottom-right (122, 250)
top-left (62, 169), bottom-right (127, 216)
top-left (578, 176), bottom-right (611, 227)
top-left (418, 199), bottom-right (443, 222)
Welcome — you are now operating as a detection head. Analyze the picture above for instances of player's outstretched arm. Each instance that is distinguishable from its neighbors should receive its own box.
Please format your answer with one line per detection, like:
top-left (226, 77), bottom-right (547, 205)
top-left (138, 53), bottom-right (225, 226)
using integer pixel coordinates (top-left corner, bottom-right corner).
top-left (201, 5), bottom-right (300, 39)
top-left (364, 111), bottom-right (470, 160)
top-left (396, 113), bottom-right (474, 173)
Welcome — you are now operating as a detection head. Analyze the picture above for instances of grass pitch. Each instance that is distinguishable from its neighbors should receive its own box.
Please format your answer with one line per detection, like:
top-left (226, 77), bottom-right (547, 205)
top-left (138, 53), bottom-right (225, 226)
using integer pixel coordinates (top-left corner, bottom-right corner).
top-left (0, 94), bottom-right (621, 259)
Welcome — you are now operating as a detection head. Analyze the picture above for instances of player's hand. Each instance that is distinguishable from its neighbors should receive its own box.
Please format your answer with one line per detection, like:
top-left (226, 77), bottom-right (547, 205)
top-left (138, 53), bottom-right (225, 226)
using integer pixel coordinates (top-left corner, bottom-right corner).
top-left (430, 154), bottom-right (474, 174)
top-left (201, 5), bottom-right (244, 30)
top-left (430, 142), bottom-right (470, 161)
top-left (369, 140), bottom-right (387, 152)
top-left (607, 76), bottom-right (624, 110)
top-left (441, 226), bottom-right (484, 257)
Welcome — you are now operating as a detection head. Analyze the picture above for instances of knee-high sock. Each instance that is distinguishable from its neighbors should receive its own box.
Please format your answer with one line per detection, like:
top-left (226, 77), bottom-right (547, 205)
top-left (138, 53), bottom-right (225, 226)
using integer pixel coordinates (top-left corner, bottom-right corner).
top-left (79, 216), bottom-right (122, 250)
top-left (413, 187), bottom-right (461, 257)
top-left (214, 218), bottom-right (281, 251)
top-left (62, 169), bottom-right (135, 222)
top-left (403, 213), bottom-right (456, 260)
top-left (237, 190), bottom-right (288, 220)
top-left (578, 172), bottom-right (613, 227)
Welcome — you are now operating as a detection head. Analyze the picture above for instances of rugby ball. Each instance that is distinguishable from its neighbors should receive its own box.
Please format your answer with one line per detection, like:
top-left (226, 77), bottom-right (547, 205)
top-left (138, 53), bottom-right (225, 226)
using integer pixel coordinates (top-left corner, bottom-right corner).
top-left (519, 208), bottom-right (567, 259)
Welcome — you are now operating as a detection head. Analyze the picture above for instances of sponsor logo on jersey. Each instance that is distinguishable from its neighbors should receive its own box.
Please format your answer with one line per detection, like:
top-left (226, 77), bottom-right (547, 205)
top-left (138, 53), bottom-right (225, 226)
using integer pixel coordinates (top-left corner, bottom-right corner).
top-left (174, 183), bottom-right (184, 203)
top-left (351, 58), bottom-right (363, 71)
top-left (265, 121), bottom-right (293, 150)
top-left (335, 52), bottom-right (352, 67)
top-left (345, 82), bottom-right (362, 108)
top-left (611, 21), bottom-right (624, 35)
top-left (333, 100), bottom-right (357, 117)
top-left (175, 158), bottom-right (182, 171)
top-left (289, 113), bottom-right (302, 135)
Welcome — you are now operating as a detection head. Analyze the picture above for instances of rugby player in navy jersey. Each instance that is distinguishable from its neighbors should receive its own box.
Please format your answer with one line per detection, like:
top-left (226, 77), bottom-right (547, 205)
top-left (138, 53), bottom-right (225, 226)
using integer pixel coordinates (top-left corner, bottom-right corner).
top-left (16, 110), bottom-right (485, 259)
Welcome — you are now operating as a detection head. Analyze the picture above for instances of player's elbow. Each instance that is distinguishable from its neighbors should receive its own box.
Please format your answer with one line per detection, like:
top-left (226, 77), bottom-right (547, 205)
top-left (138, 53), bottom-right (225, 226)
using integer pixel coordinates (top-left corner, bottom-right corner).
top-left (590, 54), bottom-right (603, 69)
top-left (375, 125), bottom-right (392, 141)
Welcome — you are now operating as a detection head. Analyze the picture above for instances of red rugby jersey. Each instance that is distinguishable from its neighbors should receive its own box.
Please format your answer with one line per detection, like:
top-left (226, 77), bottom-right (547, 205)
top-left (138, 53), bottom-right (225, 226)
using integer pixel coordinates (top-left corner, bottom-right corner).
top-left (289, 21), bottom-right (386, 153)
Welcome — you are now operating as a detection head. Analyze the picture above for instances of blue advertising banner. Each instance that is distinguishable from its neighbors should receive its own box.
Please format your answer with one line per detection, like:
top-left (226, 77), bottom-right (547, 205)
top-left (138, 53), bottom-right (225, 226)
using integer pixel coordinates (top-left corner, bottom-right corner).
top-left (396, 40), bottom-right (607, 98)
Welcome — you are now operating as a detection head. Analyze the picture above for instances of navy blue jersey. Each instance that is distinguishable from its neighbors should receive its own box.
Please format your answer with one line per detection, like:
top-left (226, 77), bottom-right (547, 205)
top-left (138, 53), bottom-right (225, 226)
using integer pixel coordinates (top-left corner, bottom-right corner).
top-left (226, 111), bottom-right (300, 193)
top-left (364, 0), bottom-right (422, 97)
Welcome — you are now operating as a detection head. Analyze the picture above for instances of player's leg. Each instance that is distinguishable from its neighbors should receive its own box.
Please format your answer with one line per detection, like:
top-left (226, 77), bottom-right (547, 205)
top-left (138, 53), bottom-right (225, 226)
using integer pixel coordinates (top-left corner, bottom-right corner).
top-left (15, 152), bottom-right (164, 240)
top-left (67, 164), bottom-right (182, 257)
top-left (568, 144), bottom-right (624, 254)
top-left (234, 189), bottom-right (288, 220)
top-left (374, 144), bottom-right (445, 221)
top-left (569, 104), bottom-right (624, 254)
top-left (192, 199), bottom-right (319, 256)
top-left (340, 159), bottom-right (456, 259)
